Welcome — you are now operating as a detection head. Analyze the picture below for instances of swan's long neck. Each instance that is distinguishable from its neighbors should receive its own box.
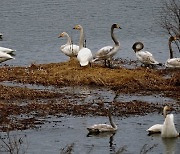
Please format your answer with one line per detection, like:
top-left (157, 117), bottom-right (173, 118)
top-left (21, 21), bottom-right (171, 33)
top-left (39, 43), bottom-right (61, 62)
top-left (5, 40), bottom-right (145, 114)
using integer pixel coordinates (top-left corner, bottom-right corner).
top-left (108, 110), bottom-right (116, 128)
top-left (168, 37), bottom-right (173, 59)
top-left (79, 27), bottom-right (84, 50)
top-left (65, 33), bottom-right (72, 45)
top-left (163, 107), bottom-right (169, 118)
top-left (111, 26), bottom-right (119, 46)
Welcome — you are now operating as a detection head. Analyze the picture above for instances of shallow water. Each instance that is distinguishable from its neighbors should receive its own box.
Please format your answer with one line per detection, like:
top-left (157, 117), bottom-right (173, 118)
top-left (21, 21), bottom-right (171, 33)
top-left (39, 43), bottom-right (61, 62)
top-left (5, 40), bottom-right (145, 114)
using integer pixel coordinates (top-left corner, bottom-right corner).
top-left (1, 113), bottom-right (180, 154)
top-left (0, 1), bottom-right (180, 153)
top-left (1, 81), bottom-right (177, 105)
top-left (0, 0), bottom-right (178, 66)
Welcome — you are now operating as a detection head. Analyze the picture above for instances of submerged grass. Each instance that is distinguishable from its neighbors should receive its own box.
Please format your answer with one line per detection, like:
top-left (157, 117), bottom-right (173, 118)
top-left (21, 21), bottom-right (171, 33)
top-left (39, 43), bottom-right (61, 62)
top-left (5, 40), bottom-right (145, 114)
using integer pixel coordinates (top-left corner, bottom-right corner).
top-left (0, 59), bottom-right (179, 131)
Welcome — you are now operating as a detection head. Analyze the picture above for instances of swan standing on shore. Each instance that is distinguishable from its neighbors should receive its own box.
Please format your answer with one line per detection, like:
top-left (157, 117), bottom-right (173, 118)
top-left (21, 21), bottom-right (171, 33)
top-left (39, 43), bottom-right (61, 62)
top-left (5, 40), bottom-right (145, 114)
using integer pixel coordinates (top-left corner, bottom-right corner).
top-left (132, 42), bottom-right (160, 67)
top-left (73, 25), bottom-right (93, 66)
top-left (0, 51), bottom-right (15, 63)
top-left (93, 23), bottom-right (121, 68)
top-left (58, 32), bottom-right (79, 58)
top-left (87, 107), bottom-right (117, 133)
top-left (165, 35), bottom-right (180, 68)
top-left (147, 106), bottom-right (180, 138)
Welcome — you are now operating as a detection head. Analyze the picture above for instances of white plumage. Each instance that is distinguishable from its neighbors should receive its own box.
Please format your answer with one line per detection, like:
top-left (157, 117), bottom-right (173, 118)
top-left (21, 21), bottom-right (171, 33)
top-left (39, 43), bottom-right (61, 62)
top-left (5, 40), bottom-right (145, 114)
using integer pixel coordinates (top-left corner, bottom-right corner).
top-left (165, 35), bottom-right (180, 68)
top-left (132, 42), bottom-right (160, 66)
top-left (58, 32), bottom-right (79, 57)
top-left (87, 107), bottom-right (117, 133)
top-left (0, 51), bottom-right (15, 63)
top-left (0, 46), bottom-right (16, 55)
top-left (93, 23), bottom-right (121, 67)
top-left (161, 113), bottom-right (179, 138)
top-left (165, 58), bottom-right (180, 68)
top-left (73, 25), bottom-right (93, 66)
top-left (146, 124), bottom-right (163, 134)
top-left (147, 106), bottom-right (179, 138)
top-left (77, 48), bottom-right (92, 66)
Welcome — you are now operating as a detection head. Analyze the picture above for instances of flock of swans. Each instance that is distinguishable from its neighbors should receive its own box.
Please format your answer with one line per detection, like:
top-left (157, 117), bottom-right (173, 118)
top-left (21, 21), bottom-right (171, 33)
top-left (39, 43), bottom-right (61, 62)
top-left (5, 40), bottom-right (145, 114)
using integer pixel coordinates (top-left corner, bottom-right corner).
top-left (0, 23), bottom-right (180, 68)
top-left (87, 105), bottom-right (179, 138)
top-left (0, 33), bottom-right (15, 63)
top-left (59, 23), bottom-right (180, 68)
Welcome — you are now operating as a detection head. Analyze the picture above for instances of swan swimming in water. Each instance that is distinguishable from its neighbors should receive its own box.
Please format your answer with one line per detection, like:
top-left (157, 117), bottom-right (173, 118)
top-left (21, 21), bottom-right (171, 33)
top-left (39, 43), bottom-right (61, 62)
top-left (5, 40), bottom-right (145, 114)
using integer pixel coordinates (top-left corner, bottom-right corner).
top-left (147, 106), bottom-right (180, 138)
top-left (0, 51), bottom-right (15, 63)
top-left (73, 24), bottom-right (93, 66)
top-left (165, 35), bottom-right (180, 68)
top-left (132, 42), bottom-right (160, 67)
top-left (161, 106), bottom-right (179, 138)
top-left (87, 107), bottom-right (117, 133)
top-left (146, 124), bottom-right (163, 135)
top-left (93, 23), bottom-right (121, 68)
top-left (58, 32), bottom-right (79, 58)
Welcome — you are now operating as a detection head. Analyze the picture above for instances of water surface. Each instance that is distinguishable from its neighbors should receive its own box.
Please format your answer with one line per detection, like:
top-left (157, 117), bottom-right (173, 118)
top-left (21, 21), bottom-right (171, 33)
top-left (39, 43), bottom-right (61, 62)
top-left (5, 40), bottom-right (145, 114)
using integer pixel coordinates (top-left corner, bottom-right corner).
top-left (0, 0), bottom-right (176, 66)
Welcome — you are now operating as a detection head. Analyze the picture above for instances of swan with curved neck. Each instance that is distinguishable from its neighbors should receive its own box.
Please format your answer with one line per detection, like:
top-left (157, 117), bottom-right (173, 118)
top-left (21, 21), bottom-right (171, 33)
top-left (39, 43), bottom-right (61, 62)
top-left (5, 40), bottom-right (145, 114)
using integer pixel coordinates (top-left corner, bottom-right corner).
top-left (0, 51), bottom-right (15, 63)
top-left (132, 42), bottom-right (160, 66)
top-left (58, 32), bottom-right (79, 58)
top-left (165, 35), bottom-right (180, 68)
top-left (93, 23), bottom-right (121, 68)
top-left (161, 106), bottom-right (179, 138)
top-left (147, 106), bottom-right (180, 138)
top-left (87, 107), bottom-right (117, 133)
top-left (73, 25), bottom-right (93, 66)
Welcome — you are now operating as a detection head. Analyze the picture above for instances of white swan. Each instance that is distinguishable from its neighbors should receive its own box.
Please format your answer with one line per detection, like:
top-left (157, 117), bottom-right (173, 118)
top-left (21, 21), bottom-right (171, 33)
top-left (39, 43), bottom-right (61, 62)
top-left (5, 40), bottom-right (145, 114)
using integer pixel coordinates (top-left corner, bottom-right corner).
top-left (58, 32), bottom-right (79, 58)
top-left (132, 42), bottom-right (160, 66)
top-left (161, 106), bottom-right (179, 138)
top-left (146, 124), bottom-right (163, 134)
top-left (93, 23), bottom-right (121, 68)
top-left (87, 107), bottom-right (117, 133)
top-left (0, 51), bottom-right (15, 63)
top-left (147, 106), bottom-right (180, 138)
top-left (73, 25), bottom-right (93, 66)
top-left (165, 35), bottom-right (180, 68)
top-left (0, 46), bottom-right (16, 55)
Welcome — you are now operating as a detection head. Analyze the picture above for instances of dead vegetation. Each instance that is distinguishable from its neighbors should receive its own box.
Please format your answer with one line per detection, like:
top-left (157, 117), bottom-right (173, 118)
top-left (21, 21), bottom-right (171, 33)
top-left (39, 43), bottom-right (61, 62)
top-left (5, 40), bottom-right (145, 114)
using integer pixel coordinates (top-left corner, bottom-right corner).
top-left (0, 59), bottom-right (179, 92)
top-left (0, 59), bottom-right (179, 131)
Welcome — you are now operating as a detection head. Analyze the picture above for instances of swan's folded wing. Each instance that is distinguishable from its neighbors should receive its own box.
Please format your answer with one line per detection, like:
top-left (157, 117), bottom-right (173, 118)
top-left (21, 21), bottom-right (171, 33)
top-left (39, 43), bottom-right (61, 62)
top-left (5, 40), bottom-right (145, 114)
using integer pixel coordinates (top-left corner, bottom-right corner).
top-left (136, 51), bottom-right (159, 64)
top-left (146, 124), bottom-right (162, 133)
top-left (95, 46), bottom-right (113, 58)
top-left (166, 58), bottom-right (180, 67)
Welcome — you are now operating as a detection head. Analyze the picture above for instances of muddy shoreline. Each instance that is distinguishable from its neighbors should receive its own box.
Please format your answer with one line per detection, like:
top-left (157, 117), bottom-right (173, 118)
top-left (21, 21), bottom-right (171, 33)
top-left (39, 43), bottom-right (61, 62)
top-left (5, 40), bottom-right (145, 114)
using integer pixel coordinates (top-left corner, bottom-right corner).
top-left (0, 60), bottom-right (180, 131)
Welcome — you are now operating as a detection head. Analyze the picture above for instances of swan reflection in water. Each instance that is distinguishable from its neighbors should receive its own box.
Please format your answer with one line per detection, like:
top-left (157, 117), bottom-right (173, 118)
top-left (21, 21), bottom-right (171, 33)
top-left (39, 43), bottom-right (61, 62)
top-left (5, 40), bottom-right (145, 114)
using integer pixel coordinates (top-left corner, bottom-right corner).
top-left (87, 131), bottom-right (117, 152)
top-left (162, 138), bottom-right (177, 154)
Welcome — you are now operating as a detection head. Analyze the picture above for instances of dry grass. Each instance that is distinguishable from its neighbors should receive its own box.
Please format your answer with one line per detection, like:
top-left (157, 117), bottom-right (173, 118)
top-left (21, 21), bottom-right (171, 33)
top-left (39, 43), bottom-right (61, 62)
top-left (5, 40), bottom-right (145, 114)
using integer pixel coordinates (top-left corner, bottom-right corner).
top-left (0, 59), bottom-right (178, 93)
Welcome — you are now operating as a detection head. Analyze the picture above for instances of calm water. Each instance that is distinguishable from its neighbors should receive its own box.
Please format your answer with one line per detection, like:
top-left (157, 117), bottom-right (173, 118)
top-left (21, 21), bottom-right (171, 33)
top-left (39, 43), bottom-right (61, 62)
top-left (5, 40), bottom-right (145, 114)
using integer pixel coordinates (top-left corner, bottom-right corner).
top-left (2, 113), bottom-right (180, 154)
top-left (0, 1), bottom-right (180, 154)
top-left (0, 0), bottom-right (176, 66)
